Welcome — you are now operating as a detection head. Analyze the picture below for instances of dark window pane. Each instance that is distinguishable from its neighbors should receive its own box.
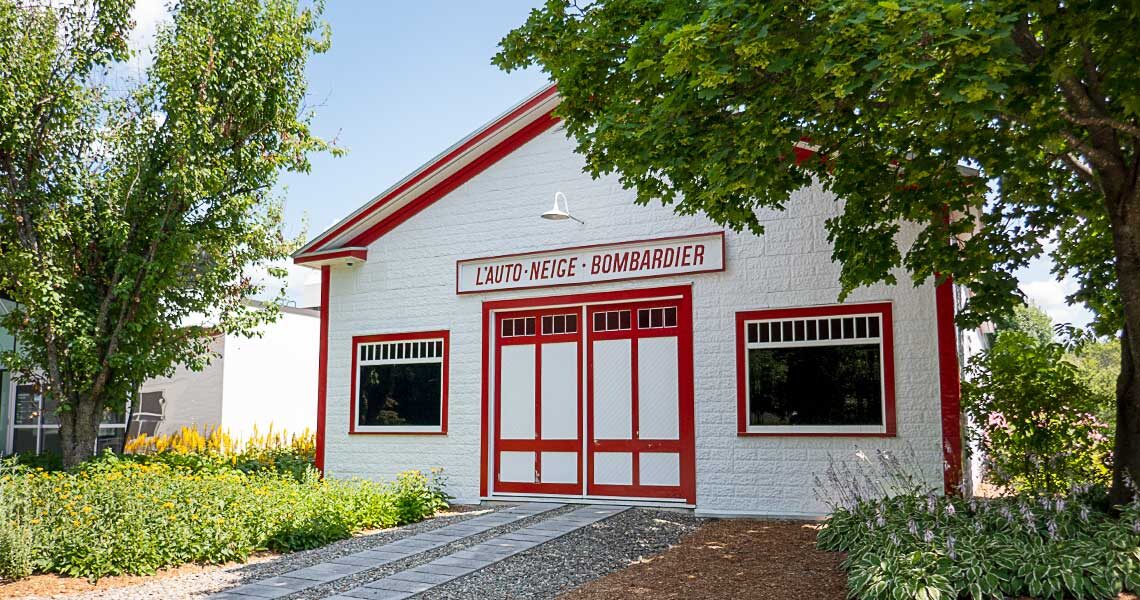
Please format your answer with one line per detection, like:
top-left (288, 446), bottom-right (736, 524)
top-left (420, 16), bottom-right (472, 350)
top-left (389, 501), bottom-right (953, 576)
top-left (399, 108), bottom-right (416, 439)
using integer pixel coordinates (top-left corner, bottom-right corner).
top-left (503, 319), bottom-right (513, 337)
top-left (748, 323), bottom-right (758, 344)
top-left (97, 427), bottom-right (125, 453)
top-left (794, 320), bottom-right (805, 341)
top-left (436, 341), bottom-right (444, 356)
top-left (665, 307), bottom-right (677, 327)
top-left (11, 429), bottom-right (36, 454)
top-left (806, 320), bottom-right (817, 341)
top-left (771, 322), bottom-right (781, 342)
top-left (747, 344), bottom-right (883, 427)
top-left (360, 346), bottom-right (367, 361)
top-left (868, 317), bottom-right (880, 338)
top-left (651, 309), bottom-right (663, 328)
top-left (830, 318), bottom-right (842, 338)
top-left (567, 314), bottom-right (578, 333)
top-left (525, 318), bottom-right (535, 336)
top-left (818, 320), bottom-right (830, 340)
top-left (542, 316), bottom-right (553, 334)
top-left (14, 384), bottom-right (39, 425)
top-left (594, 313), bottom-right (605, 332)
top-left (639, 309), bottom-right (650, 329)
top-left (758, 322), bottom-right (769, 343)
top-left (358, 363), bottom-right (442, 427)
top-left (40, 429), bottom-right (61, 455)
top-left (619, 311), bottom-right (631, 330)
top-left (138, 392), bottom-right (164, 416)
top-left (782, 321), bottom-right (794, 341)
top-left (856, 318), bottom-right (867, 338)
top-left (843, 318), bottom-right (855, 338)
top-left (554, 315), bottom-right (565, 334)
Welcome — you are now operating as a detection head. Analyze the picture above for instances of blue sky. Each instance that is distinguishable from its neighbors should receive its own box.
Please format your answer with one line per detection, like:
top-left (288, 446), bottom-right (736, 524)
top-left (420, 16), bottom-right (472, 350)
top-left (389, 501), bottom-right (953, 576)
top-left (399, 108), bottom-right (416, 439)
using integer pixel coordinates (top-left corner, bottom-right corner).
top-left (129, 0), bottom-right (1092, 327)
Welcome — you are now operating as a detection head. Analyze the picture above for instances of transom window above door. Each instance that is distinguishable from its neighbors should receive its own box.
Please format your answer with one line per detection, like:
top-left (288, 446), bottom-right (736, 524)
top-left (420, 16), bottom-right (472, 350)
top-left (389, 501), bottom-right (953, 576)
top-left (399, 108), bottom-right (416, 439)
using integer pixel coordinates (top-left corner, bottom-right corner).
top-left (736, 303), bottom-right (896, 436)
top-left (351, 331), bottom-right (449, 434)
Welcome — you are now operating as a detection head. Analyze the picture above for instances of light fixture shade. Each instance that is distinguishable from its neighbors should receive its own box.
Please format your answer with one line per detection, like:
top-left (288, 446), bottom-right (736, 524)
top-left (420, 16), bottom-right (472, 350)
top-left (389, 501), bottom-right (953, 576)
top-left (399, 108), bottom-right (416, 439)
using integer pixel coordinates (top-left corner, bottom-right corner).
top-left (541, 191), bottom-right (574, 221)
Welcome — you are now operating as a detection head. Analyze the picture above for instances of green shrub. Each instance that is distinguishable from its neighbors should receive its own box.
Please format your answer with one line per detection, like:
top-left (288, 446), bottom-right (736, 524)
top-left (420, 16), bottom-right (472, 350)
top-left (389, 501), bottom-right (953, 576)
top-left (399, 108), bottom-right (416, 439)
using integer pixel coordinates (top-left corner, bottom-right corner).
top-left (0, 460), bottom-right (448, 581)
top-left (0, 486), bottom-right (33, 582)
top-left (820, 489), bottom-right (1140, 600)
top-left (963, 331), bottom-right (1113, 493)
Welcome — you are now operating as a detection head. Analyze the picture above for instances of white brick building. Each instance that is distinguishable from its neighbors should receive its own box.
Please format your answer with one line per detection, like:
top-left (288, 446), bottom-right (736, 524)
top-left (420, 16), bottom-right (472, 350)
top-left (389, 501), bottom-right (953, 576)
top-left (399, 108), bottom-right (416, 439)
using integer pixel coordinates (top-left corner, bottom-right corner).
top-left (294, 86), bottom-right (974, 517)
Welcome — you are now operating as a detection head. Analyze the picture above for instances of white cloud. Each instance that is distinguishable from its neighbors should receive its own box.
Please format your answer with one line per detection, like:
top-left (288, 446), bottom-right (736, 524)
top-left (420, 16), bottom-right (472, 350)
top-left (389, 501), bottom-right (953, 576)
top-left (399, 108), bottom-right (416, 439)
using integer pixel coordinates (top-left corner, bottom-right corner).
top-left (122, 0), bottom-right (170, 72)
top-left (1019, 277), bottom-right (1093, 328)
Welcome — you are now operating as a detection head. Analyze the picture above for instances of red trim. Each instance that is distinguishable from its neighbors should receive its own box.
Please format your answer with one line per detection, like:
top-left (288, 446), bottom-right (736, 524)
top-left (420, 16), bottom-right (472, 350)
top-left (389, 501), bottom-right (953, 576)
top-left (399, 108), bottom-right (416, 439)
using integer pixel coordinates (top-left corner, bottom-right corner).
top-left (935, 277), bottom-right (963, 494)
top-left (315, 266), bottom-right (330, 473)
top-left (735, 302), bottom-right (897, 437)
top-left (294, 248), bottom-right (367, 266)
top-left (456, 232), bottom-right (726, 295)
top-left (348, 330), bottom-right (450, 435)
top-left (299, 86), bottom-right (560, 256)
top-left (479, 285), bottom-right (695, 504)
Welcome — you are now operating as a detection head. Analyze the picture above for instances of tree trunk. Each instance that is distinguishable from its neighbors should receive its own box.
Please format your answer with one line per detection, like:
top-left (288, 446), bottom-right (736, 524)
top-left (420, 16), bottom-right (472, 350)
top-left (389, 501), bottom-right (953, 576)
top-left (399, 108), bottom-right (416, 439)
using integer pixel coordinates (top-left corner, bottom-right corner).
top-left (57, 393), bottom-right (101, 468)
top-left (1109, 182), bottom-right (1140, 507)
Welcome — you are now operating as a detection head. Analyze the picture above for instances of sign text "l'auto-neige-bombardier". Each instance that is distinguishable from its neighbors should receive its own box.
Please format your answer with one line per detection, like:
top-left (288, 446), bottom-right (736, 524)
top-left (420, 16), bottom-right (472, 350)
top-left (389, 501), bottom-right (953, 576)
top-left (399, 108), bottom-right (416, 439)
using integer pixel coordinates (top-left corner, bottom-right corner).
top-left (455, 232), bottom-right (725, 294)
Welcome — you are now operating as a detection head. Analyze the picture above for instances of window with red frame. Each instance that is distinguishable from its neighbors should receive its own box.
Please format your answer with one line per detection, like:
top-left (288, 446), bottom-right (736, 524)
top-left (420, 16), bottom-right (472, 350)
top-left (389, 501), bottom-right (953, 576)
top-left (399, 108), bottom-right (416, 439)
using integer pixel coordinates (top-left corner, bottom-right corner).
top-left (354, 334), bottom-right (447, 433)
top-left (738, 304), bottom-right (894, 435)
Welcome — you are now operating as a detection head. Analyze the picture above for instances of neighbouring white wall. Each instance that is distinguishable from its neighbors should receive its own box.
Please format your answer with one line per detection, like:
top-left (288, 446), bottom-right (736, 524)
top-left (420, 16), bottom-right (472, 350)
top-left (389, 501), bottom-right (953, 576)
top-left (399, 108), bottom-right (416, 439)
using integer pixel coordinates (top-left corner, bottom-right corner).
top-left (322, 123), bottom-right (947, 515)
top-left (219, 308), bottom-right (319, 440)
top-left (0, 298), bottom-right (16, 452)
top-left (139, 336), bottom-right (226, 436)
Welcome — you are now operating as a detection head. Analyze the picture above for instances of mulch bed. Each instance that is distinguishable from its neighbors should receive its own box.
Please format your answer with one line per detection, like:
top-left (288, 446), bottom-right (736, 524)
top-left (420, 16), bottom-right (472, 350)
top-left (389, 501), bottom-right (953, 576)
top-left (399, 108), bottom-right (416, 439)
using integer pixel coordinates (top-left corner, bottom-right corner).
top-left (559, 519), bottom-right (848, 600)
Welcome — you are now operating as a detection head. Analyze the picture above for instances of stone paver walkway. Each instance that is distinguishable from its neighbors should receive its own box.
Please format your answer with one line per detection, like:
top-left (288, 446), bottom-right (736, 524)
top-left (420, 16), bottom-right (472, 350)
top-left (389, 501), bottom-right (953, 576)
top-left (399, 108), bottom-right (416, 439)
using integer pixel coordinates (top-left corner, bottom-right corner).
top-left (212, 503), bottom-right (563, 599)
top-left (329, 505), bottom-right (628, 600)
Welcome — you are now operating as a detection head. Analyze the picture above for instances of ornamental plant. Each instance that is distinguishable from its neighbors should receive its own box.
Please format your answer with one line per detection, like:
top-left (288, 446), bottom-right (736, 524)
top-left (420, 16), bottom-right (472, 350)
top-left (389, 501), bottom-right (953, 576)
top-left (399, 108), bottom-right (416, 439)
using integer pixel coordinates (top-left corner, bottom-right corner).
top-left (963, 331), bottom-right (1113, 493)
top-left (0, 457), bottom-right (448, 581)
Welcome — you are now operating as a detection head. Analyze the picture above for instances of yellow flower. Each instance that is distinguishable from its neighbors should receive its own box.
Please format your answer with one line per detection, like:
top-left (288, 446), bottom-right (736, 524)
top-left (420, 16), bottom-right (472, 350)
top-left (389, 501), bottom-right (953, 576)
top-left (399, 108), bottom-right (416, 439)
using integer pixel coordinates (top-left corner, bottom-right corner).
top-left (82, 506), bottom-right (92, 513)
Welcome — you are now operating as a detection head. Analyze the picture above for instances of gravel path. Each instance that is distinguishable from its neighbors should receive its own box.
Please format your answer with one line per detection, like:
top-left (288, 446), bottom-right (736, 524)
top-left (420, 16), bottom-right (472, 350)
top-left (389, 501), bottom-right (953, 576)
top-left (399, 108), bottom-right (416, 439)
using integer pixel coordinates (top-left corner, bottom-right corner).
top-left (23, 506), bottom-right (495, 600)
top-left (417, 508), bottom-right (703, 600)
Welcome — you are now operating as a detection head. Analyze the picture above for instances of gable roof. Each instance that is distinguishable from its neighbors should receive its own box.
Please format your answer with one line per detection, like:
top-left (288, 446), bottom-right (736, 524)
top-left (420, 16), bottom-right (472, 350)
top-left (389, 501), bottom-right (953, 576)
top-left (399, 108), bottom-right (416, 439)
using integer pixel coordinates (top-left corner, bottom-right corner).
top-left (293, 85), bottom-right (561, 267)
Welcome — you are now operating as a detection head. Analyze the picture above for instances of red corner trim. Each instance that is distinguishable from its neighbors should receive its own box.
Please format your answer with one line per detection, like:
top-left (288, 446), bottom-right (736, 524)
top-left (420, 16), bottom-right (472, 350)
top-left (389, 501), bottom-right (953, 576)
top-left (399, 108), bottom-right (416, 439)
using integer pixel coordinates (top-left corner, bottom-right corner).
top-left (348, 330), bottom-right (450, 435)
top-left (315, 265), bottom-right (330, 473)
top-left (935, 276), bottom-right (963, 494)
top-left (302, 86), bottom-right (560, 255)
top-left (734, 302), bottom-right (897, 438)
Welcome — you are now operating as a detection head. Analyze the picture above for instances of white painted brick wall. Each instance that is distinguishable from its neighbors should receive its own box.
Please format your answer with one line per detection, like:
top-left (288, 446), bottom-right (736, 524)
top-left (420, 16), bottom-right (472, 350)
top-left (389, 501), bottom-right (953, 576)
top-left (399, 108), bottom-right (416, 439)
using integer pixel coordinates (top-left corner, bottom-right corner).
top-left (323, 124), bottom-right (946, 516)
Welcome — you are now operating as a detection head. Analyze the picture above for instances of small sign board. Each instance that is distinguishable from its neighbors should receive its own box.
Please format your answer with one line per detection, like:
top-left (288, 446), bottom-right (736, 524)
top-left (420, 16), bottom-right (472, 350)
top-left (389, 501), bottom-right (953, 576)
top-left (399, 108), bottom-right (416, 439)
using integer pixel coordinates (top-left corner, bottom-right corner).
top-left (456, 232), bottom-right (725, 294)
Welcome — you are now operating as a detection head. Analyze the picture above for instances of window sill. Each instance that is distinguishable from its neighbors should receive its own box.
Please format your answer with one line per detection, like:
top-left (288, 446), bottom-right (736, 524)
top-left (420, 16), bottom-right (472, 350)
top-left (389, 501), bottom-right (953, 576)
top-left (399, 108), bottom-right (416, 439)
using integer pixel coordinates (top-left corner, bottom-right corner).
top-left (738, 427), bottom-right (894, 437)
top-left (349, 427), bottom-right (447, 435)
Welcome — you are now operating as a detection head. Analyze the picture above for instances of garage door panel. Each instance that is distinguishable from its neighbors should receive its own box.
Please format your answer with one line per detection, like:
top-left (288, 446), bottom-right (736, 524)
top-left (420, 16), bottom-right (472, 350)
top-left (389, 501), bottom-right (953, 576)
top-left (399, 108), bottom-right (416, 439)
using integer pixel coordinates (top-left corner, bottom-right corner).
top-left (540, 342), bottom-right (578, 440)
top-left (540, 452), bottom-right (578, 484)
top-left (592, 339), bottom-right (632, 440)
top-left (499, 451), bottom-right (535, 483)
top-left (637, 336), bottom-right (679, 440)
top-left (639, 452), bottom-right (681, 487)
top-left (499, 345), bottom-right (535, 440)
top-left (594, 452), bottom-right (633, 485)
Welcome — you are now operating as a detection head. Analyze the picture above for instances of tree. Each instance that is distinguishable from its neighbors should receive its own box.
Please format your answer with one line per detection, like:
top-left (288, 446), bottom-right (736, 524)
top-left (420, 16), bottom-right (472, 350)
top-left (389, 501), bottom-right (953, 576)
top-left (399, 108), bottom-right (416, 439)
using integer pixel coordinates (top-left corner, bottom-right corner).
top-left (0, 0), bottom-right (333, 467)
top-left (993, 303), bottom-right (1055, 345)
top-left (495, 1), bottom-right (1140, 503)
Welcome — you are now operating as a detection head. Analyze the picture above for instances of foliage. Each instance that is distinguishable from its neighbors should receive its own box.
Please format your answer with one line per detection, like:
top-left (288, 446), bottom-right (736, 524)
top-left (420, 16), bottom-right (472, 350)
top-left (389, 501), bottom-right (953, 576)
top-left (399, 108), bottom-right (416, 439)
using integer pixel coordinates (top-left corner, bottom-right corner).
top-left (816, 449), bottom-right (1140, 600)
top-left (993, 303), bottom-right (1055, 345)
top-left (1071, 337), bottom-right (1123, 425)
top-left (0, 486), bottom-right (32, 582)
top-left (819, 489), bottom-right (1140, 600)
top-left (0, 0), bottom-right (338, 466)
top-left (495, 0), bottom-right (1140, 504)
top-left (124, 426), bottom-right (316, 480)
top-left (963, 332), bottom-right (1113, 493)
top-left (0, 457), bottom-right (448, 581)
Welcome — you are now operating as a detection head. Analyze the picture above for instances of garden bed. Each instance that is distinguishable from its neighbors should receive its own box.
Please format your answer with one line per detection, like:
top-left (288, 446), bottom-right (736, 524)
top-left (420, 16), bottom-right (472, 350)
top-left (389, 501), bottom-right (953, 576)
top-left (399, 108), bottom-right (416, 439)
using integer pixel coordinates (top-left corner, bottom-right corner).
top-left (560, 519), bottom-right (848, 600)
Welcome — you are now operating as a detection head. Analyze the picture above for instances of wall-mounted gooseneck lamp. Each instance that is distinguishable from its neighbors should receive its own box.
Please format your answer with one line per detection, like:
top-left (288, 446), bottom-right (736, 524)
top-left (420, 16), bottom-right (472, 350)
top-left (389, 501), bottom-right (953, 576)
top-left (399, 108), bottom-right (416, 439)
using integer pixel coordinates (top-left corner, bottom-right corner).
top-left (541, 191), bottom-right (585, 225)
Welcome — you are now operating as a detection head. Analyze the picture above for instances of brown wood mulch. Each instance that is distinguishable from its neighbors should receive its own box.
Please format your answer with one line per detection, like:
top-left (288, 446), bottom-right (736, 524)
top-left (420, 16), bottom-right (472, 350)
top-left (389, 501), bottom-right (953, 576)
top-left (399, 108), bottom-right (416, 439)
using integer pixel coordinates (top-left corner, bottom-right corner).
top-left (560, 519), bottom-right (848, 600)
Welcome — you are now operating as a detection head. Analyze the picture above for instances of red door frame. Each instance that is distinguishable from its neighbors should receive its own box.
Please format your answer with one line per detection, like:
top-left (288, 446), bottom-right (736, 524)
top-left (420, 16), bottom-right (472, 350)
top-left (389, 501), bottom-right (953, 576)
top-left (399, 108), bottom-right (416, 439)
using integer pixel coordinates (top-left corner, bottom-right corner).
top-left (480, 284), bottom-right (696, 504)
top-left (492, 307), bottom-right (584, 495)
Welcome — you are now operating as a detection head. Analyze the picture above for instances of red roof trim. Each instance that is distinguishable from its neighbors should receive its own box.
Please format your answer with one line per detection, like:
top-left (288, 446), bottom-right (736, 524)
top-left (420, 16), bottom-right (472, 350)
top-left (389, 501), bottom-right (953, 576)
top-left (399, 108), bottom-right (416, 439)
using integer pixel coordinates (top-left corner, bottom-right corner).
top-left (346, 112), bottom-right (560, 249)
top-left (299, 86), bottom-right (559, 256)
top-left (293, 248), bottom-right (368, 266)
